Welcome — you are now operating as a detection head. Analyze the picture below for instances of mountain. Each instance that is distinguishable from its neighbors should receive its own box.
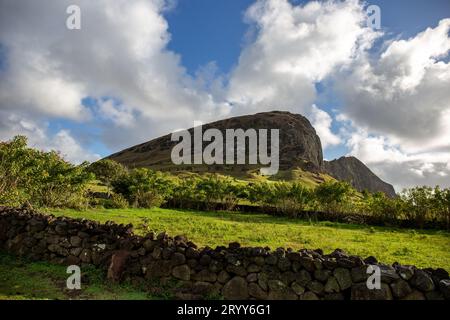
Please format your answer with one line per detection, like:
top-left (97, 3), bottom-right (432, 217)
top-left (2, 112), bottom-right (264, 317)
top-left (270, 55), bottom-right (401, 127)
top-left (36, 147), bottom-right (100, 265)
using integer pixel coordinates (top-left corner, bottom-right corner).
top-left (107, 111), bottom-right (396, 196)
top-left (107, 111), bottom-right (323, 172)
top-left (324, 156), bottom-right (396, 197)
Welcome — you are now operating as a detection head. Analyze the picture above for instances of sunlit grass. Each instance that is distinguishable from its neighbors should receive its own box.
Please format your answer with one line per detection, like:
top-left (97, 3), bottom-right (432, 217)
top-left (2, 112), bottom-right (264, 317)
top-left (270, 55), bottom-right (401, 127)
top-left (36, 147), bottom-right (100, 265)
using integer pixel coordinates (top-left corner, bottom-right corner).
top-left (48, 207), bottom-right (450, 270)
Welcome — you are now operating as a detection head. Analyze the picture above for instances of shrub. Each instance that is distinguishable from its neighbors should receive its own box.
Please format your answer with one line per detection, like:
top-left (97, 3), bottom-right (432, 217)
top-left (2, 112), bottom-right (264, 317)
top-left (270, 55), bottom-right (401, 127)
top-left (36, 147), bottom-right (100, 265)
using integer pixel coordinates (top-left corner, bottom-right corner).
top-left (87, 159), bottom-right (127, 190)
top-left (314, 181), bottom-right (355, 213)
top-left (103, 193), bottom-right (129, 209)
top-left (111, 168), bottom-right (173, 208)
top-left (0, 136), bottom-right (94, 208)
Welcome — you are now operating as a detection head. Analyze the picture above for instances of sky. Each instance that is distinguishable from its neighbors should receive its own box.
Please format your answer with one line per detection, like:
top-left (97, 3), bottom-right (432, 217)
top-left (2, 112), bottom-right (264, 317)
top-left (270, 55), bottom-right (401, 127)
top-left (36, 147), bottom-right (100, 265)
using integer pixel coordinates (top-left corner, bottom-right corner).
top-left (0, 0), bottom-right (449, 191)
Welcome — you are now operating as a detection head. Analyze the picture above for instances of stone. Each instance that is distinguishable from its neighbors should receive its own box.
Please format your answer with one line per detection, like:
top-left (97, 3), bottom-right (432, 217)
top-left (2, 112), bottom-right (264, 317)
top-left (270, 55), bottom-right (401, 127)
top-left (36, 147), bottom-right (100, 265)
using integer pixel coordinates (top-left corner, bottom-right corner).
top-left (152, 247), bottom-right (162, 259)
top-left (65, 255), bottom-right (80, 265)
top-left (107, 250), bottom-right (130, 282)
top-left (300, 291), bottom-right (319, 300)
top-left (379, 265), bottom-right (400, 283)
top-left (69, 236), bottom-right (82, 247)
top-left (439, 279), bottom-right (450, 299)
top-left (299, 257), bottom-right (315, 272)
top-left (333, 268), bottom-right (352, 290)
top-left (226, 265), bottom-right (247, 277)
top-left (258, 272), bottom-right (269, 291)
top-left (199, 254), bottom-right (212, 266)
top-left (294, 270), bottom-right (312, 286)
top-left (217, 270), bottom-right (230, 284)
top-left (254, 256), bottom-right (265, 266)
top-left (192, 269), bottom-right (217, 282)
top-left (306, 281), bottom-right (324, 295)
top-left (291, 282), bottom-right (305, 296)
top-left (277, 257), bottom-right (291, 271)
top-left (267, 280), bottom-right (297, 300)
top-left (351, 283), bottom-right (393, 300)
top-left (390, 279), bottom-right (412, 299)
top-left (185, 247), bottom-right (199, 259)
top-left (396, 265), bottom-right (415, 281)
top-left (265, 255), bottom-right (277, 265)
top-left (79, 249), bottom-right (92, 263)
top-left (324, 276), bottom-right (340, 293)
top-left (314, 269), bottom-right (331, 282)
top-left (364, 256), bottom-right (377, 264)
top-left (410, 270), bottom-right (435, 292)
top-left (192, 281), bottom-right (214, 295)
top-left (280, 271), bottom-right (296, 285)
top-left (172, 264), bottom-right (190, 281)
top-left (222, 276), bottom-right (248, 300)
top-left (351, 266), bottom-right (369, 283)
top-left (143, 239), bottom-right (156, 251)
top-left (170, 252), bottom-right (186, 266)
top-left (246, 273), bottom-right (258, 283)
top-left (247, 264), bottom-right (261, 273)
top-left (425, 291), bottom-right (444, 300)
top-left (248, 283), bottom-right (267, 300)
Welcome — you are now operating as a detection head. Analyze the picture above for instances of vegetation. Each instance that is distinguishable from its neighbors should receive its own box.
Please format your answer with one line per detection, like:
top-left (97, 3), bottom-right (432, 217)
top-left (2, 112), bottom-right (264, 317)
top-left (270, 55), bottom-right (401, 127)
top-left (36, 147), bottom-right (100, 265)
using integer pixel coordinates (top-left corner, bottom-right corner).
top-left (1, 136), bottom-right (450, 229)
top-left (0, 252), bottom-right (154, 300)
top-left (48, 207), bottom-right (450, 271)
top-left (0, 136), bottom-right (93, 209)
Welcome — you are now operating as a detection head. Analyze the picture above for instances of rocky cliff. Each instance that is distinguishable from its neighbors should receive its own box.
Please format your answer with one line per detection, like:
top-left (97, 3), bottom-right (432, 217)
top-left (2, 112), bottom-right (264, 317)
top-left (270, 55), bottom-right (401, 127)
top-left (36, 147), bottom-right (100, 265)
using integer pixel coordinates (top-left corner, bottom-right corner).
top-left (107, 111), bottom-right (395, 196)
top-left (324, 157), bottom-right (396, 197)
top-left (107, 111), bottom-right (324, 172)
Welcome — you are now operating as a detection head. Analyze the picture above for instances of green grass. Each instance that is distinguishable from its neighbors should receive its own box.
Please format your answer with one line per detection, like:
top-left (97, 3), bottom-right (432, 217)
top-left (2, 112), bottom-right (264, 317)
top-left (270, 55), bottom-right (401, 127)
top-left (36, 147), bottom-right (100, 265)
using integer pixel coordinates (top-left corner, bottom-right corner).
top-left (47, 207), bottom-right (450, 271)
top-left (0, 252), bottom-right (153, 300)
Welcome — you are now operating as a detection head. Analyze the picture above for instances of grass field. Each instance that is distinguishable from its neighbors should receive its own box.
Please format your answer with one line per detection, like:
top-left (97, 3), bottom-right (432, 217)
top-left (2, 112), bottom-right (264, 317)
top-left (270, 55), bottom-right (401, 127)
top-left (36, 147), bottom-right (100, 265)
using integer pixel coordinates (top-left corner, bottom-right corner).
top-left (48, 207), bottom-right (450, 271)
top-left (0, 252), bottom-right (154, 300)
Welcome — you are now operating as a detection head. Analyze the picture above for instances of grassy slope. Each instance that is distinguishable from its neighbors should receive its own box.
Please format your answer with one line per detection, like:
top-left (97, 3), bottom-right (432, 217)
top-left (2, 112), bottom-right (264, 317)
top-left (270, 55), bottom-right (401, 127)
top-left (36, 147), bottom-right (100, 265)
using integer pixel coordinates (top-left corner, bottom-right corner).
top-left (0, 253), bottom-right (153, 300)
top-left (48, 207), bottom-right (450, 271)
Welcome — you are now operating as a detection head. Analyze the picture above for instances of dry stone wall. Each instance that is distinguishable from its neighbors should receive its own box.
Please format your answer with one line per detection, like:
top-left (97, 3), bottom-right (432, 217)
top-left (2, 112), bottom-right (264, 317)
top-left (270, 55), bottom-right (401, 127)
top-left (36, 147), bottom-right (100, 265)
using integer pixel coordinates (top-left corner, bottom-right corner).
top-left (0, 206), bottom-right (449, 300)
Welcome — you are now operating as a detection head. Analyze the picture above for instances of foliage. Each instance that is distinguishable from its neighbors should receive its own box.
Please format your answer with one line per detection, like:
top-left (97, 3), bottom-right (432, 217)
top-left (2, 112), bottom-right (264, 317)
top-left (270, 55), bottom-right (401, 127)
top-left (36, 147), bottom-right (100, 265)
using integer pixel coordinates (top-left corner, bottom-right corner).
top-left (87, 159), bottom-right (127, 190)
top-left (0, 136), bottom-right (94, 208)
top-left (313, 181), bottom-right (355, 213)
top-left (111, 168), bottom-right (174, 208)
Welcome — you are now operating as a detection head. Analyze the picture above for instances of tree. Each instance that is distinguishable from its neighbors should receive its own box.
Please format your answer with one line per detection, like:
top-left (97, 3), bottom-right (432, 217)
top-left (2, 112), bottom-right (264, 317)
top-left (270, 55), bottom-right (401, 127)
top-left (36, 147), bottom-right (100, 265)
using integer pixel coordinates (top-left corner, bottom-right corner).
top-left (88, 159), bottom-right (127, 192)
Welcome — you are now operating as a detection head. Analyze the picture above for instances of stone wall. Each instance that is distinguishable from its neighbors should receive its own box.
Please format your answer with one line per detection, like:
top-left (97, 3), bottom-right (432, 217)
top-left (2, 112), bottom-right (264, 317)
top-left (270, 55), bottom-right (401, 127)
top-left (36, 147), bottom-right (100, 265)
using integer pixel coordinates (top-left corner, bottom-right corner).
top-left (0, 206), bottom-right (449, 300)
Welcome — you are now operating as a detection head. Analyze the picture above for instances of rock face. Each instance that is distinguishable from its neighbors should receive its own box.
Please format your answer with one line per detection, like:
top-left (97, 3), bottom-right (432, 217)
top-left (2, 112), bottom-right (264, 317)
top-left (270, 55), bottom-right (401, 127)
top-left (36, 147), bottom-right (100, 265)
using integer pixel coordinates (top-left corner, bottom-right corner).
top-left (324, 156), bottom-right (396, 197)
top-left (107, 111), bottom-right (324, 172)
top-left (107, 111), bottom-right (395, 195)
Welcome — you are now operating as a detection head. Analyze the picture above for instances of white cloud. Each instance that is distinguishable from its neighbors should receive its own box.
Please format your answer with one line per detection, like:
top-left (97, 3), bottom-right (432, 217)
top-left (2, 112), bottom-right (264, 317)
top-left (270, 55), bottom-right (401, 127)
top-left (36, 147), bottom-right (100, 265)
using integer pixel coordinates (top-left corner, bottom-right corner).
top-left (0, 111), bottom-right (100, 164)
top-left (310, 105), bottom-right (340, 149)
top-left (226, 0), bottom-right (378, 114)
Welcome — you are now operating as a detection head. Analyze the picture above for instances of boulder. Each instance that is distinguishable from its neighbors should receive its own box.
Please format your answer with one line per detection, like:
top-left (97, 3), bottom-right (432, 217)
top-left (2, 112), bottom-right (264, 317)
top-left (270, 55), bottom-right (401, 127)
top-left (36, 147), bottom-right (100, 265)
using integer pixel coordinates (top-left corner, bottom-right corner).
top-left (107, 250), bottom-right (130, 282)
top-left (172, 264), bottom-right (190, 281)
top-left (222, 276), bottom-right (249, 300)
top-left (334, 268), bottom-right (352, 290)
top-left (351, 283), bottom-right (393, 300)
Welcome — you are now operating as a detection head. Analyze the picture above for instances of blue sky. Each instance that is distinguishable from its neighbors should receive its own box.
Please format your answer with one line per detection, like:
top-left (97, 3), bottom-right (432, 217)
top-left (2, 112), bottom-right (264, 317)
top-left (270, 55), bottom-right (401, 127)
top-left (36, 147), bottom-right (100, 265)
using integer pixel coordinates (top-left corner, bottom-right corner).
top-left (0, 0), bottom-right (449, 190)
top-left (165, 0), bottom-right (450, 77)
top-left (164, 0), bottom-right (450, 161)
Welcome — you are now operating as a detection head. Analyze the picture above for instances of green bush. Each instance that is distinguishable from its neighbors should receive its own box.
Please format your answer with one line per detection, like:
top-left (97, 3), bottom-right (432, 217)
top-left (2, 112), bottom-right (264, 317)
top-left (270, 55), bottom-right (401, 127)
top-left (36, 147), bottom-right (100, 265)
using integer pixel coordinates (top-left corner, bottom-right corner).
top-left (314, 181), bottom-right (355, 213)
top-left (87, 159), bottom-right (128, 191)
top-left (0, 136), bottom-right (94, 208)
top-left (103, 193), bottom-right (129, 209)
top-left (111, 168), bottom-right (173, 208)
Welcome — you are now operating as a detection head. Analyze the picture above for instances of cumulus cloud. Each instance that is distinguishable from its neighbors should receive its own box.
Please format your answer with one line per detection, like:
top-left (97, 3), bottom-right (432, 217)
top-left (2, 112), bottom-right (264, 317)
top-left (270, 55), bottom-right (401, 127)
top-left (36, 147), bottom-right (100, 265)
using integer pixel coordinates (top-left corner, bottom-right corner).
top-left (310, 105), bottom-right (340, 149)
top-left (227, 0), bottom-right (377, 114)
top-left (334, 18), bottom-right (450, 190)
top-left (0, 111), bottom-right (100, 163)
top-left (0, 0), bottom-right (230, 152)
